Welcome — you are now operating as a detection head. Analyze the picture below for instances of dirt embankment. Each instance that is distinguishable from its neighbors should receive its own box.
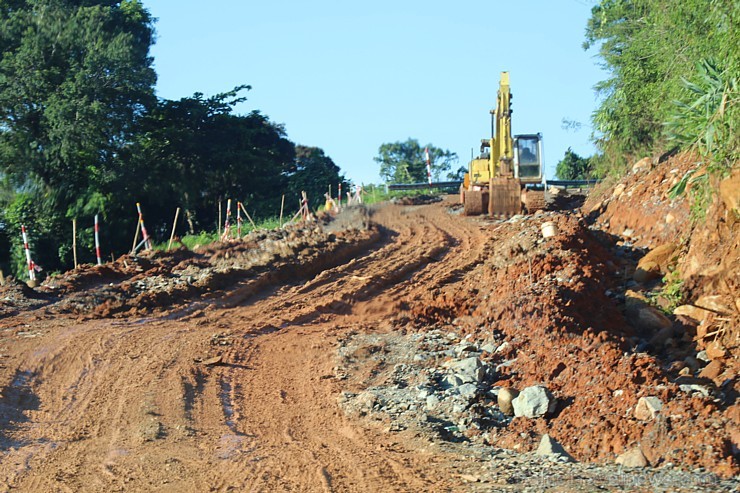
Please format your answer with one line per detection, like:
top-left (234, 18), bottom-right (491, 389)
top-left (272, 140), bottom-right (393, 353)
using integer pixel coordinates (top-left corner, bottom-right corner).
top-left (584, 154), bottom-right (738, 391)
top-left (0, 170), bottom-right (737, 492)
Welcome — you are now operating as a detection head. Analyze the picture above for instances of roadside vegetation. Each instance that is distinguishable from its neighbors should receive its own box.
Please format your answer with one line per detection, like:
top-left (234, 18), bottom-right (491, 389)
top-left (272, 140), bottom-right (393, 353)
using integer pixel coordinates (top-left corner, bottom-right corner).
top-left (2, 1), bottom-right (736, 278)
top-left (555, 0), bottom-right (738, 187)
top-left (0, 1), bottom-right (349, 277)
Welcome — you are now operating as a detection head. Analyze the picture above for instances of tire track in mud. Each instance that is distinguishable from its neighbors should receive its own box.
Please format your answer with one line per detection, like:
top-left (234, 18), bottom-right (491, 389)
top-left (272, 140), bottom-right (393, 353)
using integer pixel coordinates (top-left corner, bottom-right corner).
top-left (225, 204), bottom-right (489, 330)
top-left (201, 201), bottom-right (492, 492)
top-left (0, 198), bottom-right (492, 492)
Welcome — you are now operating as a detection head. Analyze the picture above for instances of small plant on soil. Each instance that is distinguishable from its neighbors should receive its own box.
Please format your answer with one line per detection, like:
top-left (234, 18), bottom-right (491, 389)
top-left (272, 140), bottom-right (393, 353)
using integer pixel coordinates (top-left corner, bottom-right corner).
top-left (657, 269), bottom-right (685, 312)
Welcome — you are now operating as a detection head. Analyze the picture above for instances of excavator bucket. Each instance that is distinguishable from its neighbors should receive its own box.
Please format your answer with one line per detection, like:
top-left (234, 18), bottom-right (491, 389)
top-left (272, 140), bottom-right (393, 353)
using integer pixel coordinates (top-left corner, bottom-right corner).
top-left (488, 177), bottom-right (522, 217)
top-left (463, 189), bottom-right (489, 216)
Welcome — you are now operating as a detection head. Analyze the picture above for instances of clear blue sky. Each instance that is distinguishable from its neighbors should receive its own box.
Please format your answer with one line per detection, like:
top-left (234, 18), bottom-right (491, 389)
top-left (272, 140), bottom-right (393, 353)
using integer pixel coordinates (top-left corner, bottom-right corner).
top-left (146, 0), bottom-right (605, 185)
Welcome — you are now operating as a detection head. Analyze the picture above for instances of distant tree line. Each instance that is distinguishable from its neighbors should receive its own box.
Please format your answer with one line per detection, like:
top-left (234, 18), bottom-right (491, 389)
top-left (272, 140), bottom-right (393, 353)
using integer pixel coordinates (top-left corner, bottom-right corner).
top-left (375, 138), bottom-right (461, 184)
top-left (0, 0), bottom-right (348, 277)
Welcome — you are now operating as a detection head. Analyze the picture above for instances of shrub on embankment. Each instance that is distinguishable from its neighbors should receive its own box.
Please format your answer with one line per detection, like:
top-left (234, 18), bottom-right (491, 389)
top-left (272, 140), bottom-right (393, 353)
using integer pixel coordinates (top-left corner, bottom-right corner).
top-left (585, 0), bottom-right (738, 180)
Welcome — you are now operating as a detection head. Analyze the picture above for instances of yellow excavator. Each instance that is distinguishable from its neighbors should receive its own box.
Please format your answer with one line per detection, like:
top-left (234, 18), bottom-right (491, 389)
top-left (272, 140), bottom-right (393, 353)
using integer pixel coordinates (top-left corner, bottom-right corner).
top-left (460, 72), bottom-right (546, 216)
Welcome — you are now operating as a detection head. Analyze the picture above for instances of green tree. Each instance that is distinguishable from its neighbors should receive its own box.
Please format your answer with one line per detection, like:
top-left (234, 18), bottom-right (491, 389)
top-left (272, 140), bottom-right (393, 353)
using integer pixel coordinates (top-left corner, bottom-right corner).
top-left (0, 0), bottom-right (156, 274)
top-left (555, 148), bottom-right (592, 180)
top-left (134, 86), bottom-right (296, 234)
top-left (375, 138), bottom-right (458, 184)
top-left (447, 166), bottom-right (467, 181)
top-left (286, 146), bottom-right (348, 209)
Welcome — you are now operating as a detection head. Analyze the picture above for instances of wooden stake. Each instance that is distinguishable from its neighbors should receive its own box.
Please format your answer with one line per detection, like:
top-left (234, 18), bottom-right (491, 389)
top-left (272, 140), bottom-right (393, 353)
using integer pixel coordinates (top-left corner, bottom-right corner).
top-left (218, 200), bottom-right (222, 239)
top-left (279, 194), bottom-right (285, 227)
top-left (238, 202), bottom-right (257, 230)
top-left (131, 220), bottom-right (141, 254)
top-left (167, 207), bottom-right (181, 251)
top-left (72, 219), bottom-right (78, 269)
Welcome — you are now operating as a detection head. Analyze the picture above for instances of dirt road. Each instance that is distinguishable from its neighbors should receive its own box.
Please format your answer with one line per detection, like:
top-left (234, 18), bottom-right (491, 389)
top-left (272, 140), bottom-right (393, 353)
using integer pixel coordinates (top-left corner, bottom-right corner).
top-left (0, 201), bottom-right (492, 492)
top-left (0, 192), bottom-right (737, 492)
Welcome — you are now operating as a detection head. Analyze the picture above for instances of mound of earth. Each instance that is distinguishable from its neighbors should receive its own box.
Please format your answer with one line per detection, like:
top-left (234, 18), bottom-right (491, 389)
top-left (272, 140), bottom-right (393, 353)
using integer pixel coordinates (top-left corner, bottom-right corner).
top-left (1, 208), bottom-right (379, 320)
top-left (397, 203), bottom-right (737, 477)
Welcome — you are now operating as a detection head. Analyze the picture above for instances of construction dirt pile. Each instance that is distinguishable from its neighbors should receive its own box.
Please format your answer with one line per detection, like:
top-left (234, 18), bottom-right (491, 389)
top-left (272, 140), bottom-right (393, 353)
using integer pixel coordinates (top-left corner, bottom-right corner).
top-left (0, 207), bottom-right (378, 320)
top-left (0, 162), bottom-right (737, 492)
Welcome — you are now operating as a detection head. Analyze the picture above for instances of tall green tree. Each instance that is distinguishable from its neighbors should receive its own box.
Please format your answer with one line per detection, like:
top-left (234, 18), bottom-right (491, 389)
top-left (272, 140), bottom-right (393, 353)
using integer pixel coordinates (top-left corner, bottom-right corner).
top-left (0, 0), bottom-right (156, 274)
top-left (375, 138), bottom-right (458, 184)
top-left (555, 148), bottom-right (592, 180)
top-left (135, 86), bottom-right (296, 234)
top-left (286, 146), bottom-right (348, 209)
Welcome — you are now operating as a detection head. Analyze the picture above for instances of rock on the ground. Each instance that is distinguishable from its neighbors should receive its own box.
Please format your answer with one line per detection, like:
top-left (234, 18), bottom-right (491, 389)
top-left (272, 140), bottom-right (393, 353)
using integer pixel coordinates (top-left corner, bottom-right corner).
top-left (616, 447), bottom-right (649, 468)
top-left (638, 306), bottom-right (673, 333)
top-left (443, 374), bottom-right (465, 388)
top-left (612, 183), bottom-right (626, 199)
top-left (512, 385), bottom-right (556, 418)
top-left (497, 387), bottom-right (519, 416)
top-left (356, 391), bottom-right (377, 412)
top-left (458, 383), bottom-right (478, 399)
top-left (633, 260), bottom-right (661, 283)
top-left (674, 304), bottom-right (713, 322)
top-left (648, 325), bottom-right (676, 348)
top-left (634, 396), bottom-right (663, 421)
top-left (638, 243), bottom-right (677, 273)
top-left (626, 291), bottom-right (673, 334)
top-left (699, 360), bottom-right (724, 381)
top-left (426, 394), bottom-right (440, 410)
top-left (446, 357), bottom-right (485, 384)
top-left (695, 294), bottom-right (733, 315)
top-left (632, 157), bottom-right (651, 174)
top-left (705, 341), bottom-right (728, 360)
top-left (536, 434), bottom-right (575, 462)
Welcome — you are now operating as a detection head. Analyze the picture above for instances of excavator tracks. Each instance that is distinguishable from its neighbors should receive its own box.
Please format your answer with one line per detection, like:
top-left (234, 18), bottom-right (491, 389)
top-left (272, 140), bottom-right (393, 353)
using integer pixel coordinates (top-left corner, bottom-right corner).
top-left (523, 189), bottom-right (547, 213)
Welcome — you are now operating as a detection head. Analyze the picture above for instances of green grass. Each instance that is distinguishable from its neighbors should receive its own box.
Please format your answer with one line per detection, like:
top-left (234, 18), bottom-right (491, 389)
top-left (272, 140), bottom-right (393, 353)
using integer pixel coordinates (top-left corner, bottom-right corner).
top-left (151, 216), bottom-right (286, 252)
top-left (359, 186), bottom-right (448, 206)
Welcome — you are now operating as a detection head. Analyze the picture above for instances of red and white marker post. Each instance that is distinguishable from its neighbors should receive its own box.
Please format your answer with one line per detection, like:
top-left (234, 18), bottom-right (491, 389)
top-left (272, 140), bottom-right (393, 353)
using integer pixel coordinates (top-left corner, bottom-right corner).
top-left (337, 183), bottom-right (342, 209)
top-left (21, 225), bottom-right (36, 281)
top-left (222, 199), bottom-right (232, 240)
top-left (94, 214), bottom-right (102, 265)
top-left (425, 147), bottom-right (432, 186)
top-left (133, 203), bottom-right (152, 253)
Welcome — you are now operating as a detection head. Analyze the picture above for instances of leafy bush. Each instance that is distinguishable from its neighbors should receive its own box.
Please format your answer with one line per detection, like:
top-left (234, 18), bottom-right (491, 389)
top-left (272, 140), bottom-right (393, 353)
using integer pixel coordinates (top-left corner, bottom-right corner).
top-left (555, 148), bottom-right (593, 180)
top-left (665, 59), bottom-right (738, 172)
top-left (585, 0), bottom-right (739, 174)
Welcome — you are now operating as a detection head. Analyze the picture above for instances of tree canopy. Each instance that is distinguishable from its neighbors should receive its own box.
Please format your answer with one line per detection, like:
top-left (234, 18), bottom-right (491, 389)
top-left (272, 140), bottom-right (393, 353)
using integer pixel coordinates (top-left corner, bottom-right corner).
top-left (135, 86), bottom-right (296, 234)
top-left (0, 1), bottom-right (352, 277)
top-left (0, 0), bottom-right (157, 274)
top-left (375, 139), bottom-right (458, 184)
top-left (286, 146), bottom-right (348, 209)
top-left (555, 148), bottom-right (592, 180)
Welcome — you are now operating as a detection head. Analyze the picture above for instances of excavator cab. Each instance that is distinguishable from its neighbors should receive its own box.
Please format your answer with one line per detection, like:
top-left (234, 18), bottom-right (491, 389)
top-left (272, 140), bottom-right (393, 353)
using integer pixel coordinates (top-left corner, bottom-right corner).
top-left (514, 134), bottom-right (543, 182)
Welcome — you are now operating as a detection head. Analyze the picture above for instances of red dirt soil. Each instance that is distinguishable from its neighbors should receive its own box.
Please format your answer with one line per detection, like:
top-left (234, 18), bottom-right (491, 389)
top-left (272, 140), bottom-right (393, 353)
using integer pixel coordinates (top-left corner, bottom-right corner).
top-left (0, 159), bottom-right (737, 491)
